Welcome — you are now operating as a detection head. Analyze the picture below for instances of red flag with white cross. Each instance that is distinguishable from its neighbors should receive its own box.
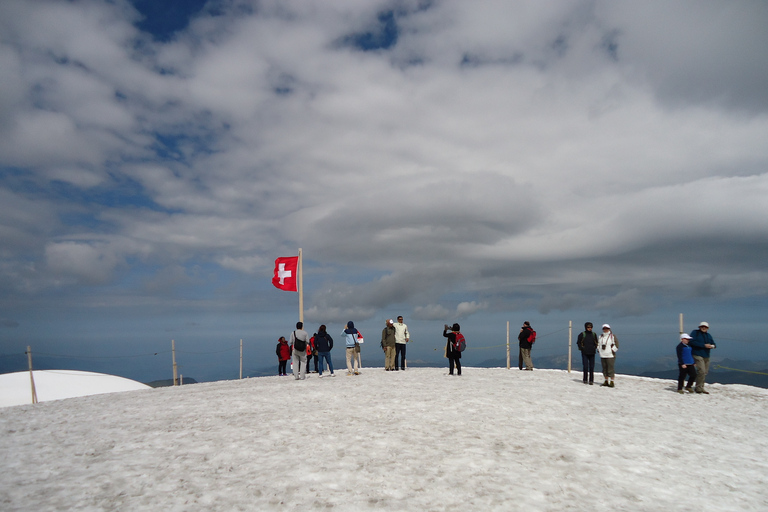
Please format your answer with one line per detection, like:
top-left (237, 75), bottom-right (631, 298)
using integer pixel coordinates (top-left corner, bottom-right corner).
top-left (272, 256), bottom-right (298, 291)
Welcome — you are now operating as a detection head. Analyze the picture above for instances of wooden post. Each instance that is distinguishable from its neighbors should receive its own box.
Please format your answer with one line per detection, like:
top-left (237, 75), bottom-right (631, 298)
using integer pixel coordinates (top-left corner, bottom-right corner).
top-left (568, 320), bottom-right (573, 373)
top-left (26, 346), bottom-right (38, 404)
top-left (239, 339), bottom-right (243, 379)
top-left (172, 339), bottom-right (178, 386)
top-left (679, 313), bottom-right (684, 335)
top-left (506, 321), bottom-right (510, 369)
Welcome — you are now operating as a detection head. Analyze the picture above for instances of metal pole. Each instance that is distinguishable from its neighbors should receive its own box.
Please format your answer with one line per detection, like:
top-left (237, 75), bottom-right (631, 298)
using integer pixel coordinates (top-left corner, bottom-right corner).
top-left (240, 339), bottom-right (243, 379)
top-left (172, 339), bottom-right (178, 386)
top-left (568, 320), bottom-right (573, 373)
top-left (506, 321), bottom-right (510, 369)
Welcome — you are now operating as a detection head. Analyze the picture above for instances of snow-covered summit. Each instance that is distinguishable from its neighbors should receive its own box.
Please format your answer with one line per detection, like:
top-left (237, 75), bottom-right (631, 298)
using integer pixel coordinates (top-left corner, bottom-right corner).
top-left (1, 368), bottom-right (766, 511)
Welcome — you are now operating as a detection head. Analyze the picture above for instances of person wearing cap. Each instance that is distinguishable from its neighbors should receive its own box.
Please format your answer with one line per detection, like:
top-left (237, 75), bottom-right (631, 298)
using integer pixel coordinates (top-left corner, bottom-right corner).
top-left (689, 321), bottom-right (716, 394)
top-left (518, 321), bottom-right (535, 371)
top-left (577, 322), bottom-right (599, 384)
top-left (676, 334), bottom-right (697, 393)
top-left (597, 324), bottom-right (619, 387)
top-left (381, 319), bottom-right (397, 371)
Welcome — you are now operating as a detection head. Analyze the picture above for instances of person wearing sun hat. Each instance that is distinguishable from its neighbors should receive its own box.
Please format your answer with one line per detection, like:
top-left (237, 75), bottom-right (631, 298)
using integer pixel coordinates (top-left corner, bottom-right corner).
top-left (689, 321), bottom-right (716, 394)
top-left (676, 333), bottom-right (697, 393)
top-left (597, 324), bottom-right (619, 387)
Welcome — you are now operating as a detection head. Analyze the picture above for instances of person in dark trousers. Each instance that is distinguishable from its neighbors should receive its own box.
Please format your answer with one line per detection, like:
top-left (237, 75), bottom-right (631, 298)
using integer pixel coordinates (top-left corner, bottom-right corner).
top-left (518, 321), bottom-right (534, 371)
top-left (275, 336), bottom-right (291, 376)
top-left (676, 333), bottom-right (697, 393)
top-left (314, 325), bottom-right (335, 378)
top-left (443, 323), bottom-right (462, 376)
top-left (689, 321), bottom-right (716, 394)
top-left (577, 322), bottom-right (598, 384)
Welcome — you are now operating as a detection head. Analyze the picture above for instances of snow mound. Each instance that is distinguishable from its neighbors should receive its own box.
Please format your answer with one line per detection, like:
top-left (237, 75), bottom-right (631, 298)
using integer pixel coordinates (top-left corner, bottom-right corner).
top-left (0, 370), bottom-right (151, 407)
top-left (0, 368), bottom-right (766, 511)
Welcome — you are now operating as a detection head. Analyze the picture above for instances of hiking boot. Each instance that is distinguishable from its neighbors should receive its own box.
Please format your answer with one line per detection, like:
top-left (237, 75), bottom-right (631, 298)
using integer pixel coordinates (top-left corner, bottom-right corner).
top-left (677, 390), bottom-right (685, 394)
top-left (609, 381), bottom-right (615, 387)
top-left (685, 387), bottom-right (694, 393)
top-left (701, 390), bottom-right (709, 394)
top-left (601, 381), bottom-right (609, 387)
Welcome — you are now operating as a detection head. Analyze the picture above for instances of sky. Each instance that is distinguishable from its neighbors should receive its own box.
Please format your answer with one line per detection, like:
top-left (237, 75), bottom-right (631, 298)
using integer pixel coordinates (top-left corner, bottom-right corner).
top-left (1, 1), bottom-right (767, 381)
top-left (2, 368), bottom-right (768, 509)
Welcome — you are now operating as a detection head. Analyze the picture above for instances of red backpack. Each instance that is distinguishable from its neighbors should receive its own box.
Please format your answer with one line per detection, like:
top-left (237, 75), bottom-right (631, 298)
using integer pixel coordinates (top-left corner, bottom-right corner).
top-left (527, 330), bottom-right (536, 344)
top-left (454, 332), bottom-right (466, 352)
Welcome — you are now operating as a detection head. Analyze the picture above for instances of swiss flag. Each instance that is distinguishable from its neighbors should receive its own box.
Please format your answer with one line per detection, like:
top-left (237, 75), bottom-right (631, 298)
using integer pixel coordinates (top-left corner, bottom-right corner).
top-left (272, 256), bottom-right (298, 291)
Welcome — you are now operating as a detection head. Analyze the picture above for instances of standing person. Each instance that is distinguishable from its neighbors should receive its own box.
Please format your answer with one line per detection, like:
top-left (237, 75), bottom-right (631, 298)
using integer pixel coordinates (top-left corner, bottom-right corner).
top-left (275, 336), bottom-right (291, 376)
top-left (314, 325), bottom-right (335, 378)
top-left (393, 315), bottom-right (410, 371)
top-left (381, 319), bottom-right (396, 371)
top-left (291, 322), bottom-right (310, 380)
top-left (577, 322), bottom-right (598, 384)
top-left (342, 321), bottom-right (361, 376)
top-left (308, 335), bottom-right (319, 373)
top-left (677, 333), bottom-right (697, 394)
top-left (443, 323), bottom-right (463, 376)
top-left (518, 321), bottom-right (534, 371)
top-left (597, 324), bottom-right (619, 387)
top-left (689, 321), bottom-right (716, 394)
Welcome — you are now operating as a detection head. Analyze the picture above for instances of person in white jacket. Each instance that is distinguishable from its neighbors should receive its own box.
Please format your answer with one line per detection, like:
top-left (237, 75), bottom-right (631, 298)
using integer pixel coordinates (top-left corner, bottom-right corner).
top-left (598, 324), bottom-right (619, 387)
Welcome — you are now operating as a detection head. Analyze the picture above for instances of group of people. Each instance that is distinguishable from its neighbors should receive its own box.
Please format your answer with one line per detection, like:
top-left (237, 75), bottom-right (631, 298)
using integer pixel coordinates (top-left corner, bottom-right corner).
top-left (275, 322), bottom-right (337, 380)
top-left (576, 323), bottom-right (620, 386)
top-left (275, 317), bottom-right (411, 379)
top-left (379, 316), bottom-right (410, 371)
top-left (277, 318), bottom-right (719, 394)
top-left (676, 321), bottom-right (717, 394)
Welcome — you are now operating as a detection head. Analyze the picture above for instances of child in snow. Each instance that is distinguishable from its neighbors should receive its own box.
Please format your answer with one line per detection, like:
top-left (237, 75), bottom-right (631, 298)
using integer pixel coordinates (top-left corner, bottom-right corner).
top-left (676, 333), bottom-right (697, 393)
top-left (275, 336), bottom-right (291, 376)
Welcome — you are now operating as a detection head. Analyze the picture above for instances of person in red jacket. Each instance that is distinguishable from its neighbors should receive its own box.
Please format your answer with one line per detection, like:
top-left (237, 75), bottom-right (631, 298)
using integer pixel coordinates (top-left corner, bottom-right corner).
top-left (275, 336), bottom-right (291, 376)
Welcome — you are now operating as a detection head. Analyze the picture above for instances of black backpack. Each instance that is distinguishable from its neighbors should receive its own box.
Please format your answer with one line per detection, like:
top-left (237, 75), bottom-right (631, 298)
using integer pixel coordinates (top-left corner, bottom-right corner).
top-left (293, 331), bottom-right (306, 352)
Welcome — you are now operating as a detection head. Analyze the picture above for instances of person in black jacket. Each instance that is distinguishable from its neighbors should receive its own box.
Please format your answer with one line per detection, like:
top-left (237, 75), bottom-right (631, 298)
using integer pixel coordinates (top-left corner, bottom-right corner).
top-left (518, 321), bottom-right (534, 371)
top-left (577, 322), bottom-right (598, 384)
top-left (314, 325), bottom-right (335, 378)
top-left (443, 323), bottom-right (462, 376)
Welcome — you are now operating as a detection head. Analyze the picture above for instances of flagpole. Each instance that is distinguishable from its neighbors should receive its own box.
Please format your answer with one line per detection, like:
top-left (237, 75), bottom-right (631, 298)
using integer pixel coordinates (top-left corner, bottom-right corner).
top-left (298, 248), bottom-right (304, 324)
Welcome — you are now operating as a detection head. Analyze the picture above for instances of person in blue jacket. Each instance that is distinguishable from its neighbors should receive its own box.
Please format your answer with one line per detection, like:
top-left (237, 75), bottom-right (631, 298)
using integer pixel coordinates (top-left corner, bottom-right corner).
top-left (342, 321), bottom-right (361, 376)
top-left (676, 333), bottom-right (697, 393)
top-left (689, 321), bottom-right (716, 394)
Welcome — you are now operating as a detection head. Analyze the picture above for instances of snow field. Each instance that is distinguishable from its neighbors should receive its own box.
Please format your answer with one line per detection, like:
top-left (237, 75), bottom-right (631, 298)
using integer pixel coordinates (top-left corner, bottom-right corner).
top-left (1, 367), bottom-right (766, 511)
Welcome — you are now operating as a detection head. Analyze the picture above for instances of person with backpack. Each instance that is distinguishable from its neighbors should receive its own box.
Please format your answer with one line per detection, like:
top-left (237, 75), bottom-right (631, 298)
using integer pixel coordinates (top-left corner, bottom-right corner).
top-left (598, 324), bottom-right (619, 387)
top-left (518, 321), bottom-right (535, 371)
top-left (275, 336), bottom-right (291, 376)
top-left (689, 321), bottom-right (716, 394)
top-left (313, 325), bottom-right (335, 378)
top-left (290, 321), bottom-right (311, 380)
top-left (342, 321), bottom-right (361, 376)
top-left (577, 322), bottom-right (598, 384)
top-left (443, 323), bottom-right (464, 376)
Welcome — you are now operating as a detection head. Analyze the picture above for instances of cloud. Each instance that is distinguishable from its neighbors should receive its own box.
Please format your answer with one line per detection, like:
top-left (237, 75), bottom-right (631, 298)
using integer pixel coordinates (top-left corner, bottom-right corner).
top-left (1, 0), bottom-right (767, 331)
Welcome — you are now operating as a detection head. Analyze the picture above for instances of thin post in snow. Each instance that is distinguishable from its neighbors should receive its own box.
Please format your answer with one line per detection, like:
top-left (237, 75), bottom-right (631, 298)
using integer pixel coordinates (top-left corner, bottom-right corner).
top-left (679, 313), bottom-right (684, 335)
top-left (506, 321), bottom-right (510, 369)
top-left (26, 346), bottom-right (38, 404)
top-left (239, 339), bottom-right (243, 379)
top-left (568, 320), bottom-right (573, 373)
top-left (172, 339), bottom-right (178, 386)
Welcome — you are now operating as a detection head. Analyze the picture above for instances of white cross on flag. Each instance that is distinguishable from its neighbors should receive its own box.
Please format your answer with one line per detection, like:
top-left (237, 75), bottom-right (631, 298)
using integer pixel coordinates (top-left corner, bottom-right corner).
top-left (272, 256), bottom-right (299, 291)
